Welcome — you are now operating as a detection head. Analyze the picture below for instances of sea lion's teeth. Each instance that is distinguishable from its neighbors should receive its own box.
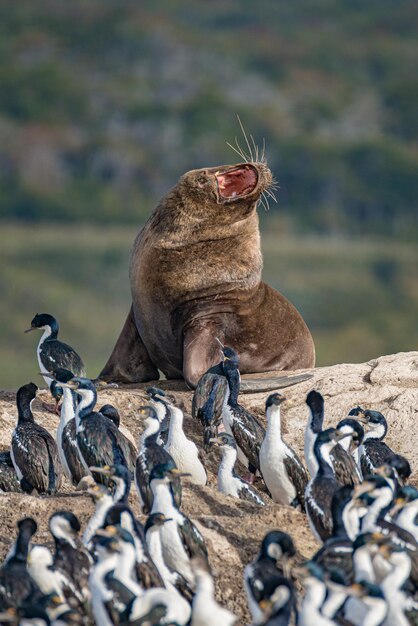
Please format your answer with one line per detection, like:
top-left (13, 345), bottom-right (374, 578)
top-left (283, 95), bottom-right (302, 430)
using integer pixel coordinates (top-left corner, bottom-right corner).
top-left (232, 191), bottom-right (237, 197)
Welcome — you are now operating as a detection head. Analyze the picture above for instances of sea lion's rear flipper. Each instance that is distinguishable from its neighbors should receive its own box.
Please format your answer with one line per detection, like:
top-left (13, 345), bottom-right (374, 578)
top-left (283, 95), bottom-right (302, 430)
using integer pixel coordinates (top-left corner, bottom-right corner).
top-left (183, 322), bottom-right (224, 389)
top-left (100, 306), bottom-right (159, 384)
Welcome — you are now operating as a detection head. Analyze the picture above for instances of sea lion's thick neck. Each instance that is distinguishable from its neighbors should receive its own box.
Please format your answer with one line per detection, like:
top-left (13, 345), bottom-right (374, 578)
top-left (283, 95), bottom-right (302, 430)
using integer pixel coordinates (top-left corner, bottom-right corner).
top-left (148, 187), bottom-right (260, 249)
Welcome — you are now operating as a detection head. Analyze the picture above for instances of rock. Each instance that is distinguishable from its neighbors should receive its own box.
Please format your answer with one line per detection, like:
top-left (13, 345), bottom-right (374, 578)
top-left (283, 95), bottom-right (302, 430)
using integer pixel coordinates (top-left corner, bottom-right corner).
top-left (0, 351), bottom-right (416, 624)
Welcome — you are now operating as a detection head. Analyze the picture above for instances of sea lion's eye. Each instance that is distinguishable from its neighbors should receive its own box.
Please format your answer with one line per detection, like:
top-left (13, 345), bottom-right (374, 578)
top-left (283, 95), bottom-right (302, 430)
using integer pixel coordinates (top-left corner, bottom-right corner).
top-left (197, 175), bottom-right (207, 186)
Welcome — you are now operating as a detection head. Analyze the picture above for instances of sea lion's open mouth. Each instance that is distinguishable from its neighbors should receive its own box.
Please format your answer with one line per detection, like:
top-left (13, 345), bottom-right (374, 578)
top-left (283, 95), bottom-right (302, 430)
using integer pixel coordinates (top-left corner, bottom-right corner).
top-left (216, 165), bottom-right (258, 200)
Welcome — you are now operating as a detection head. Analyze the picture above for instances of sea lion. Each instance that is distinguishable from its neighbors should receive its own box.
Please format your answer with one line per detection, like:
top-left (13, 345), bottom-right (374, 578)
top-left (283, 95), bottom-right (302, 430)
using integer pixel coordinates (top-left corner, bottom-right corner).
top-left (100, 161), bottom-right (315, 388)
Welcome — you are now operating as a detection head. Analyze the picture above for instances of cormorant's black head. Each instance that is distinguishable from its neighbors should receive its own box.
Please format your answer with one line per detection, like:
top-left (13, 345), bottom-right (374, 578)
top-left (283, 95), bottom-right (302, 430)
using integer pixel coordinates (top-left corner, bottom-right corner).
top-left (16, 382), bottom-right (38, 411)
top-left (265, 393), bottom-right (286, 410)
top-left (144, 512), bottom-right (172, 533)
top-left (327, 567), bottom-right (349, 587)
top-left (336, 418), bottom-right (365, 446)
top-left (386, 454), bottom-right (411, 481)
top-left (90, 464), bottom-right (130, 483)
top-left (299, 561), bottom-right (325, 581)
top-left (306, 390), bottom-right (324, 433)
top-left (315, 427), bottom-right (348, 448)
top-left (52, 368), bottom-right (75, 384)
top-left (354, 476), bottom-right (391, 502)
top-left (138, 405), bottom-right (159, 420)
top-left (146, 387), bottom-right (166, 399)
top-left (17, 517), bottom-right (38, 538)
top-left (25, 313), bottom-right (58, 334)
top-left (396, 485), bottom-right (418, 503)
top-left (215, 433), bottom-right (237, 449)
top-left (103, 503), bottom-right (135, 528)
top-left (352, 532), bottom-right (386, 552)
top-left (222, 347), bottom-right (239, 373)
top-left (260, 530), bottom-right (296, 560)
top-left (60, 376), bottom-right (95, 394)
top-left (350, 580), bottom-right (385, 600)
top-left (49, 511), bottom-right (81, 536)
top-left (149, 462), bottom-right (189, 483)
top-left (50, 381), bottom-right (63, 403)
top-left (348, 406), bottom-right (364, 417)
top-left (222, 346), bottom-right (238, 362)
top-left (100, 404), bottom-right (120, 427)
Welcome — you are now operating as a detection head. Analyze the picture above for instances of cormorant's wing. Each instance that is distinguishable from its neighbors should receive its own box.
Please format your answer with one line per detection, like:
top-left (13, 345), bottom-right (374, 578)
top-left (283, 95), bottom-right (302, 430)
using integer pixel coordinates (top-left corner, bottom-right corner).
top-left (283, 447), bottom-right (309, 508)
top-left (40, 339), bottom-right (85, 377)
top-left (236, 480), bottom-right (266, 506)
top-left (330, 445), bottom-right (362, 487)
top-left (230, 406), bottom-right (265, 472)
top-left (177, 517), bottom-right (208, 562)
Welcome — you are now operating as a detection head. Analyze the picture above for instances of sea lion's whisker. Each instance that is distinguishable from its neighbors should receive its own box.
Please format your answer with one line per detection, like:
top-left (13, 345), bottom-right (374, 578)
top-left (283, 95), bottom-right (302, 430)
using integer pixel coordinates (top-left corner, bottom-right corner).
top-left (250, 134), bottom-right (259, 163)
top-left (261, 138), bottom-right (266, 164)
top-left (234, 136), bottom-right (251, 162)
top-left (237, 115), bottom-right (254, 163)
top-left (265, 188), bottom-right (278, 203)
top-left (227, 141), bottom-right (248, 163)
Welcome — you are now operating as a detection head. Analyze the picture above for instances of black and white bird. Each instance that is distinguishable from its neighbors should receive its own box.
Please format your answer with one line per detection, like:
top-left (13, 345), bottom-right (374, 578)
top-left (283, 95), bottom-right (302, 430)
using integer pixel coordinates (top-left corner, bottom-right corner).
top-left (349, 407), bottom-right (396, 477)
top-left (149, 463), bottom-right (209, 587)
top-left (214, 433), bottom-right (265, 505)
top-left (25, 313), bottom-right (85, 392)
top-left (83, 483), bottom-right (118, 548)
top-left (10, 382), bottom-right (62, 494)
top-left (102, 525), bottom-right (192, 626)
top-left (164, 404), bottom-right (207, 486)
top-left (391, 485), bottom-right (418, 541)
top-left (0, 450), bottom-right (22, 493)
top-left (45, 368), bottom-right (87, 487)
top-left (305, 428), bottom-right (351, 543)
top-left (331, 417), bottom-right (364, 486)
top-left (48, 511), bottom-right (91, 608)
top-left (305, 391), bottom-right (363, 486)
top-left (146, 387), bottom-right (171, 443)
top-left (103, 505), bottom-right (164, 590)
top-left (244, 530), bottom-right (296, 625)
top-left (135, 405), bottom-right (182, 514)
top-left (221, 348), bottom-right (265, 482)
top-left (0, 517), bottom-right (41, 609)
top-left (192, 372), bottom-right (228, 451)
top-left (305, 389), bottom-right (325, 477)
top-left (144, 512), bottom-right (193, 600)
top-left (60, 377), bottom-right (136, 481)
top-left (260, 393), bottom-right (308, 508)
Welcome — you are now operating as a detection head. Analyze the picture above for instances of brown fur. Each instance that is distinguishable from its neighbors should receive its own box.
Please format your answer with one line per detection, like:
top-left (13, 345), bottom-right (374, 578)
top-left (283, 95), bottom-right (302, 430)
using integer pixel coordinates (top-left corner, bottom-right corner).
top-left (100, 162), bottom-right (315, 387)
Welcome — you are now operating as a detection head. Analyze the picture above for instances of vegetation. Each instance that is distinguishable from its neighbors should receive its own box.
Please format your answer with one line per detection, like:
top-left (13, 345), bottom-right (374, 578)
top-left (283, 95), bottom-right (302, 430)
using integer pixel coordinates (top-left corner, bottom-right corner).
top-left (1, 224), bottom-right (417, 389)
top-left (0, 0), bottom-right (417, 238)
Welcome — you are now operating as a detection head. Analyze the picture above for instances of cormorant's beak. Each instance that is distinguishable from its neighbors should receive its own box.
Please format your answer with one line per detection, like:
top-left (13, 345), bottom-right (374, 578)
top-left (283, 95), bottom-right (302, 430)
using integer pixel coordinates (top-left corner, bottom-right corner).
top-left (89, 465), bottom-right (113, 477)
top-left (353, 481), bottom-right (376, 497)
top-left (40, 372), bottom-right (55, 380)
top-left (168, 468), bottom-right (191, 478)
top-left (258, 598), bottom-right (272, 613)
top-left (375, 464), bottom-right (391, 478)
top-left (0, 608), bottom-right (17, 622)
top-left (354, 414), bottom-right (369, 425)
top-left (24, 326), bottom-right (36, 333)
top-left (347, 582), bottom-right (365, 598)
top-left (209, 437), bottom-right (220, 445)
top-left (281, 554), bottom-right (291, 579)
top-left (333, 430), bottom-right (352, 442)
top-left (60, 380), bottom-right (78, 390)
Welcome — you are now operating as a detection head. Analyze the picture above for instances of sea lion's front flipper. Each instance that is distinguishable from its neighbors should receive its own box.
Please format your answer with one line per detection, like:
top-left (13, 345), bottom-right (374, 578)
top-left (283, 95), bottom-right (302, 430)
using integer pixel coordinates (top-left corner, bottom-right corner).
top-left (183, 321), bottom-right (224, 389)
top-left (100, 306), bottom-right (159, 384)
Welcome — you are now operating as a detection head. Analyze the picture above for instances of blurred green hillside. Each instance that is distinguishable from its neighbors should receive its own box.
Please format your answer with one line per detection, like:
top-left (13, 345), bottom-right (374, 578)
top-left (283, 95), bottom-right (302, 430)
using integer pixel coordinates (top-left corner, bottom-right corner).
top-left (0, 0), bottom-right (417, 237)
top-left (1, 224), bottom-right (417, 389)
